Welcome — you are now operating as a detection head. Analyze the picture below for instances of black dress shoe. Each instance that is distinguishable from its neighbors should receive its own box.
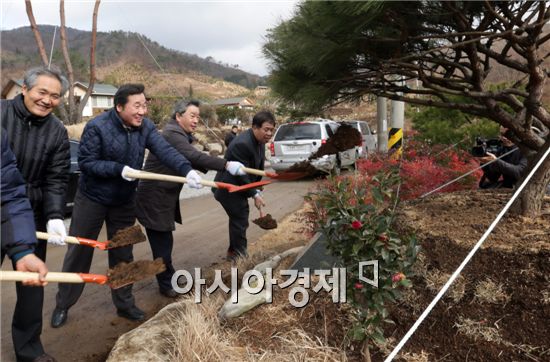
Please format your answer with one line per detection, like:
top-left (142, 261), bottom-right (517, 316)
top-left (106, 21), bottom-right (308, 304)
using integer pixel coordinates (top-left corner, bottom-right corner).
top-left (50, 308), bottom-right (68, 328)
top-left (33, 353), bottom-right (57, 362)
top-left (117, 306), bottom-right (145, 321)
top-left (160, 288), bottom-right (178, 298)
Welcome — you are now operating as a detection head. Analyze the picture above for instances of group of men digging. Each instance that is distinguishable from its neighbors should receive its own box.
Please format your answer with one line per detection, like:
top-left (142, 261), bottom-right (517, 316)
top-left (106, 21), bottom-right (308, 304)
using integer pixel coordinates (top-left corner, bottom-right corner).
top-left (1, 66), bottom-right (275, 362)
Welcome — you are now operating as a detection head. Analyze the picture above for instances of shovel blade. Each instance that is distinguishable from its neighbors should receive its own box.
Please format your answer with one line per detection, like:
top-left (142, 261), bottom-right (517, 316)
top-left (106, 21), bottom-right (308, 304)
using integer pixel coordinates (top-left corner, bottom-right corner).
top-left (215, 180), bottom-right (272, 193)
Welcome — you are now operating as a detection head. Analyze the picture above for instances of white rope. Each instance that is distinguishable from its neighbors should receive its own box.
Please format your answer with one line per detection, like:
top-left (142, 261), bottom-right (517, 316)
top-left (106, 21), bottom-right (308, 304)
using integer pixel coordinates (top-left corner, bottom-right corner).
top-left (384, 143), bottom-right (550, 361)
top-left (48, 25), bottom-right (57, 69)
top-left (420, 147), bottom-right (518, 199)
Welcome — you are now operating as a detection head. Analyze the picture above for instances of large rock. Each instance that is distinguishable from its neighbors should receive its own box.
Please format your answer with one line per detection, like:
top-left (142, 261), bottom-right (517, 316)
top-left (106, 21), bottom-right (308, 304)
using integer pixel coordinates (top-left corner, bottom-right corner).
top-left (107, 301), bottom-right (185, 361)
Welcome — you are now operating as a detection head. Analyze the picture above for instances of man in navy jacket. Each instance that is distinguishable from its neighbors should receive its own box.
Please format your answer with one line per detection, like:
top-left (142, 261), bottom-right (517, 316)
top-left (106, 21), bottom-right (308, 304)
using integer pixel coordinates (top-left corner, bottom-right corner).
top-left (2, 131), bottom-right (52, 362)
top-left (51, 84), bottom-right (203, 328)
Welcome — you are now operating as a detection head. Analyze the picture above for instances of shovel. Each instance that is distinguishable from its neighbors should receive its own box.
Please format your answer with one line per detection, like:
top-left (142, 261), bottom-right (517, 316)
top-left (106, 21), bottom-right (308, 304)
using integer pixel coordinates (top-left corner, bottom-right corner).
top-left (126, 170), bottom-right (271, 193)
top-left (36, 225), bottom-right (146, 250)
top-left (0, 259), bottom-right (166, 289)
top-left (240, 166), bottom-right (306, 181)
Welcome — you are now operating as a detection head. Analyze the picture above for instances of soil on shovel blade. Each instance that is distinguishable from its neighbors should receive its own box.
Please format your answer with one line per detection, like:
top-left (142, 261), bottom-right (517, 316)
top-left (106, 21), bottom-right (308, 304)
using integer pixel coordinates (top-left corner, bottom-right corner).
top-left (107, 258), bottom-right (166, 289)
top-left (252, 213), bottom-right (278, 229)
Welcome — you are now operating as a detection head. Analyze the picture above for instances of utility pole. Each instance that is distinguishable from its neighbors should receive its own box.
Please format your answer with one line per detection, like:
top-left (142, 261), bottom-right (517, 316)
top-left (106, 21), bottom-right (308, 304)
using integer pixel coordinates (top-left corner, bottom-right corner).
top-left (377, 97), bottom-right (388, 152)
top-left (388, 78), bottom-right (405, 158)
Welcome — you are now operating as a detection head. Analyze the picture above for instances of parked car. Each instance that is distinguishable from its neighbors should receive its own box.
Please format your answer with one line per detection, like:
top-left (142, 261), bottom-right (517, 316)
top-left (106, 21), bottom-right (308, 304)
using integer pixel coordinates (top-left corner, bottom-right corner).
top-left (269, 119), bottom-right (357, 174)
top-left (343, 120), bottom-right (377, 158)
top-left (65, 139), bottom-right (81, 215)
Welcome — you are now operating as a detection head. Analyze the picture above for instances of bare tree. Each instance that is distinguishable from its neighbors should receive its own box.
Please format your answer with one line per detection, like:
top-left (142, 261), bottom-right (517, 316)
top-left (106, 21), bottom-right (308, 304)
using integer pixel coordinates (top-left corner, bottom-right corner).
top-left (26, 0), bottom-right (101, 124)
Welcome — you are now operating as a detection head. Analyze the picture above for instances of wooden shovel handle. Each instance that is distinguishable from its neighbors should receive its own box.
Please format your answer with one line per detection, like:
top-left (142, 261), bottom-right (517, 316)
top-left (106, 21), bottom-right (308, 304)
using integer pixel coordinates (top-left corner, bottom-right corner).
top-left (126, 170), bottom-right (218, 188)
top-left (240, 167), bottom-right (267, 177)
top-left (0, 271), bottom-right (108, 285)
top-left (35, 232), bottom-right (108, 250)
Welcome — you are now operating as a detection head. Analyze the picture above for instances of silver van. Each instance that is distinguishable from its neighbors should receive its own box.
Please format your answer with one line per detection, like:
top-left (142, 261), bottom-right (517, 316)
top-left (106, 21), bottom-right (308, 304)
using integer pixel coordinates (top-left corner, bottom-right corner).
top-left (344, 120), bottom-right (377, 158)
top-left (269, 119), bottom-right (357, 173)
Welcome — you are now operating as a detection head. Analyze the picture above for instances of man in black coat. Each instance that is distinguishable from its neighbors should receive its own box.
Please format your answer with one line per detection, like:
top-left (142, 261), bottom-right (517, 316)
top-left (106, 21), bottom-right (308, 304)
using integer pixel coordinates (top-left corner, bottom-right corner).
top-left (213, 111), bottom-right (276, 260)
top-left (478, 127), bottom-right (528, 189)
top-left (136, 100), bottom-right (246, 297)
top-left (224, 125), bottom-right (239, 147)
top-left (1, 66), bottom-right (70, 362)
top-left (51, 84), bottom-right (203, 328)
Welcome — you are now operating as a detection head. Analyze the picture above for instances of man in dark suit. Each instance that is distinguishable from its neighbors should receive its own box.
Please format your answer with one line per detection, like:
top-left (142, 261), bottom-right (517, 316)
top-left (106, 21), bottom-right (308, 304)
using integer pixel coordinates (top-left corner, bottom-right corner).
top-left (135, 100), bottom-right (245, 297)
top-left (213, 111), bottom-right (276, 260)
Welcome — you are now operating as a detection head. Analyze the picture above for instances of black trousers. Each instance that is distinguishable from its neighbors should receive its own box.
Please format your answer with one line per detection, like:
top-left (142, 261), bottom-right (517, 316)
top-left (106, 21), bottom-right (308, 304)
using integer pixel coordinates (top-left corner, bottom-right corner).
top-left (55, 191), bottom-right (137, 312)
top-left (145, 228), bottom-right (175, 291)
top-left (1, 215), bottom-right (47, 362)
top-left (214, 189), bottom-right (249, 256)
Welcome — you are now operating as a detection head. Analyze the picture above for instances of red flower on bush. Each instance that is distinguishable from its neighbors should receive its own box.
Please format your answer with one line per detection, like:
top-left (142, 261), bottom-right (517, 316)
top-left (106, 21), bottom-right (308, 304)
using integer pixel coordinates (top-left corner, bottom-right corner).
top-left (354, 282), bottom-right (364, 289)
top-left (392, 272), bottom-right (406, 283)
top-left (351, 220), bottom-right (362, 229)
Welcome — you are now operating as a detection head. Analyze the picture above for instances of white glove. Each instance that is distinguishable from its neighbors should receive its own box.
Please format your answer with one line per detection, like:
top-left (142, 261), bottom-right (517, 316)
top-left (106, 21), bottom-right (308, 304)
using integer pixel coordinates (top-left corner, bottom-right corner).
top-left (121, 166), bottom-right (137, 181)
top-left (46, 219), bottom-right (67, 246)
top-left (185, 170), bottom-right (203, 189)
top-left (226, 161), bottom-right (246, 176)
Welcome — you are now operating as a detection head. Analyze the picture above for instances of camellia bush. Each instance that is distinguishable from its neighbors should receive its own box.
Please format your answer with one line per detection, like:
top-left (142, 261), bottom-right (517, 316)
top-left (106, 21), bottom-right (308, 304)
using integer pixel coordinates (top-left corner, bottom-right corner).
top-left (306, 170), bottom-right (418, 360)
top-left (306, 137), bottom-right (481, 359)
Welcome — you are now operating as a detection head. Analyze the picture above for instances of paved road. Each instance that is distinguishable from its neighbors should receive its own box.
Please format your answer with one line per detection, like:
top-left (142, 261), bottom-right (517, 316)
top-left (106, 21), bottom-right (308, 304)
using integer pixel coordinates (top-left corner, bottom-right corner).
top-left (1, 175), bottom-right (315, 362)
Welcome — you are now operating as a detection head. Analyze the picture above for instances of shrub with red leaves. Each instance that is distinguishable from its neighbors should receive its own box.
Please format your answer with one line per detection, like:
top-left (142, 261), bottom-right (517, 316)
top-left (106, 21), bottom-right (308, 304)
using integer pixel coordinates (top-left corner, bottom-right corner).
top-left (356, 139), bottom-right (481, 200)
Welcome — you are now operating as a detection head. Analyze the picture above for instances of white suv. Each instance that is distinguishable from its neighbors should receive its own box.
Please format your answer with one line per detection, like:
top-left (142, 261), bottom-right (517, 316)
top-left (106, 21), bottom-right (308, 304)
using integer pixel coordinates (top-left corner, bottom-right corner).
top-left (269, 119), bottom-right (357, 173)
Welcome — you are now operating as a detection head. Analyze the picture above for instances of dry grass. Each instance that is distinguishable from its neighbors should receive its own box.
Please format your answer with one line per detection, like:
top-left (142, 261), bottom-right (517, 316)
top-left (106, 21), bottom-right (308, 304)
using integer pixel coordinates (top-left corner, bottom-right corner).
top-left (474, 278), bottom-right (511, 304)
top-left (164, 283), bottom-right (346, 361)
top-left (65, 122), bottom-right (87, 140)
top-left (425, 270), bottom-right (466, 303)
top-left (454, 316), bottom-right (503, 343)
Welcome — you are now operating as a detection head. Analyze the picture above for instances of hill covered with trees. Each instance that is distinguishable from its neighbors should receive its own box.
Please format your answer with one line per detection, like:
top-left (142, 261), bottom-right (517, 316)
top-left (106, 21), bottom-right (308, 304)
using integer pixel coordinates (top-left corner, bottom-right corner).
top-left (1, 25), bottom-right (266, 96)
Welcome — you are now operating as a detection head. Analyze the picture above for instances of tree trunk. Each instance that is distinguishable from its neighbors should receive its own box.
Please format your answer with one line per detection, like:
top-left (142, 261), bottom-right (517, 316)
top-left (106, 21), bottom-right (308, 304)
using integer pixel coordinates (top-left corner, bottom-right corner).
top-left (513, 147), bottom-right (550, 217)
top-left (59, 0), bottom-right (76, 124)
top-left (78, 0), bottom-right (101, 124)
top-left (361, 340), bottom-right (372, 362)
top-left (25, 0), bottom-right (48, 66)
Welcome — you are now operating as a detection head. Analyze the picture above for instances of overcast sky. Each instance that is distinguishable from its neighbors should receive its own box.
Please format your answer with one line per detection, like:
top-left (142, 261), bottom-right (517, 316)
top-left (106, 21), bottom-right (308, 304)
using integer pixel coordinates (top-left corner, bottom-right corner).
top-left (0, 0), bottom-right (299, 76)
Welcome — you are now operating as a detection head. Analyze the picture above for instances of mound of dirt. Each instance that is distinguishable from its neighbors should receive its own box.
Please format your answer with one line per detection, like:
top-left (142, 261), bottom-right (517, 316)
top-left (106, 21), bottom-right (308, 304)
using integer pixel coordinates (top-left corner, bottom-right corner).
top-left (380, 189), bottom-right (550, 361)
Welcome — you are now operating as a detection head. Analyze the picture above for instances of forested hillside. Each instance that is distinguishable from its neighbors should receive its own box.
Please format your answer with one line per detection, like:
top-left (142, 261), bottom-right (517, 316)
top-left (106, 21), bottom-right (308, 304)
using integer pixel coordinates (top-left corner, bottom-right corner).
top-left (1, 25), bottom-right (265, 94)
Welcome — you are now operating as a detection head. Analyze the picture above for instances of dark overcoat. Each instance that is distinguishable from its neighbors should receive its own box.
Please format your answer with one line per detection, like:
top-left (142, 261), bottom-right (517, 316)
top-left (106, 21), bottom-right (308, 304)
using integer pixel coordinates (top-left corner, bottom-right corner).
top-left (136, 118), bottom-right (226, 231)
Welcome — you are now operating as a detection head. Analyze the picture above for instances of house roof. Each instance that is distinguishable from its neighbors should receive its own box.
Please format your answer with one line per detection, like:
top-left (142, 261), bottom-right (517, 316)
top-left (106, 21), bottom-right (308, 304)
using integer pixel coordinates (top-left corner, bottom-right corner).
top-left (74, 82), bottom-right (118, 96)
top-left (212, 97), bottom-right (253, 106)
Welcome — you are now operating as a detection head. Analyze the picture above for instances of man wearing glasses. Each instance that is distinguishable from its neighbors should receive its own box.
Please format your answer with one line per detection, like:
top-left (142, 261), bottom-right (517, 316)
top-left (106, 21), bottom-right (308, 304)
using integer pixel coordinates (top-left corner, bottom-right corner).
top-left (213, 111), bottom-right (276, 261)
top-left (51, 84), bottom-right (203, 327)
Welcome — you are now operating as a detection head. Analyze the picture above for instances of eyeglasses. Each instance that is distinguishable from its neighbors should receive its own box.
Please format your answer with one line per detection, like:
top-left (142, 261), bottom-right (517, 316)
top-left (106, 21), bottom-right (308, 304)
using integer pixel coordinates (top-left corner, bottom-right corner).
top-left (131, 103), bottom-right (148, 111)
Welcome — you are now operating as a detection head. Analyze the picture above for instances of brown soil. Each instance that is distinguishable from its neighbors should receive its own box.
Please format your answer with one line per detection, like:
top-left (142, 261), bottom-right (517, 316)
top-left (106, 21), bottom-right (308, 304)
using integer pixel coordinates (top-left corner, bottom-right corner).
top-left (107, 259), bottom-right (166, 289)
top-left (107, 225), bottom-right (147, 249)
top-left (285, 123), bottom-right (362, 175)
top-left (252, 214), bottom-right (278, 230)
top-left (213, 189), bottom-right (550, 361)
top-left (310, 123), bottom-right (361, 159)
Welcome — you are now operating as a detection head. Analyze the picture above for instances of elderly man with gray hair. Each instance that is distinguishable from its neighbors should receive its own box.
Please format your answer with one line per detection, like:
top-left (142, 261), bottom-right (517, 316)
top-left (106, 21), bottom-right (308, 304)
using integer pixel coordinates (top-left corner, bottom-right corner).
top-left (135, 99), bottom-right (246, 298)
top-left (1, 66), bottom-right (70, 362)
